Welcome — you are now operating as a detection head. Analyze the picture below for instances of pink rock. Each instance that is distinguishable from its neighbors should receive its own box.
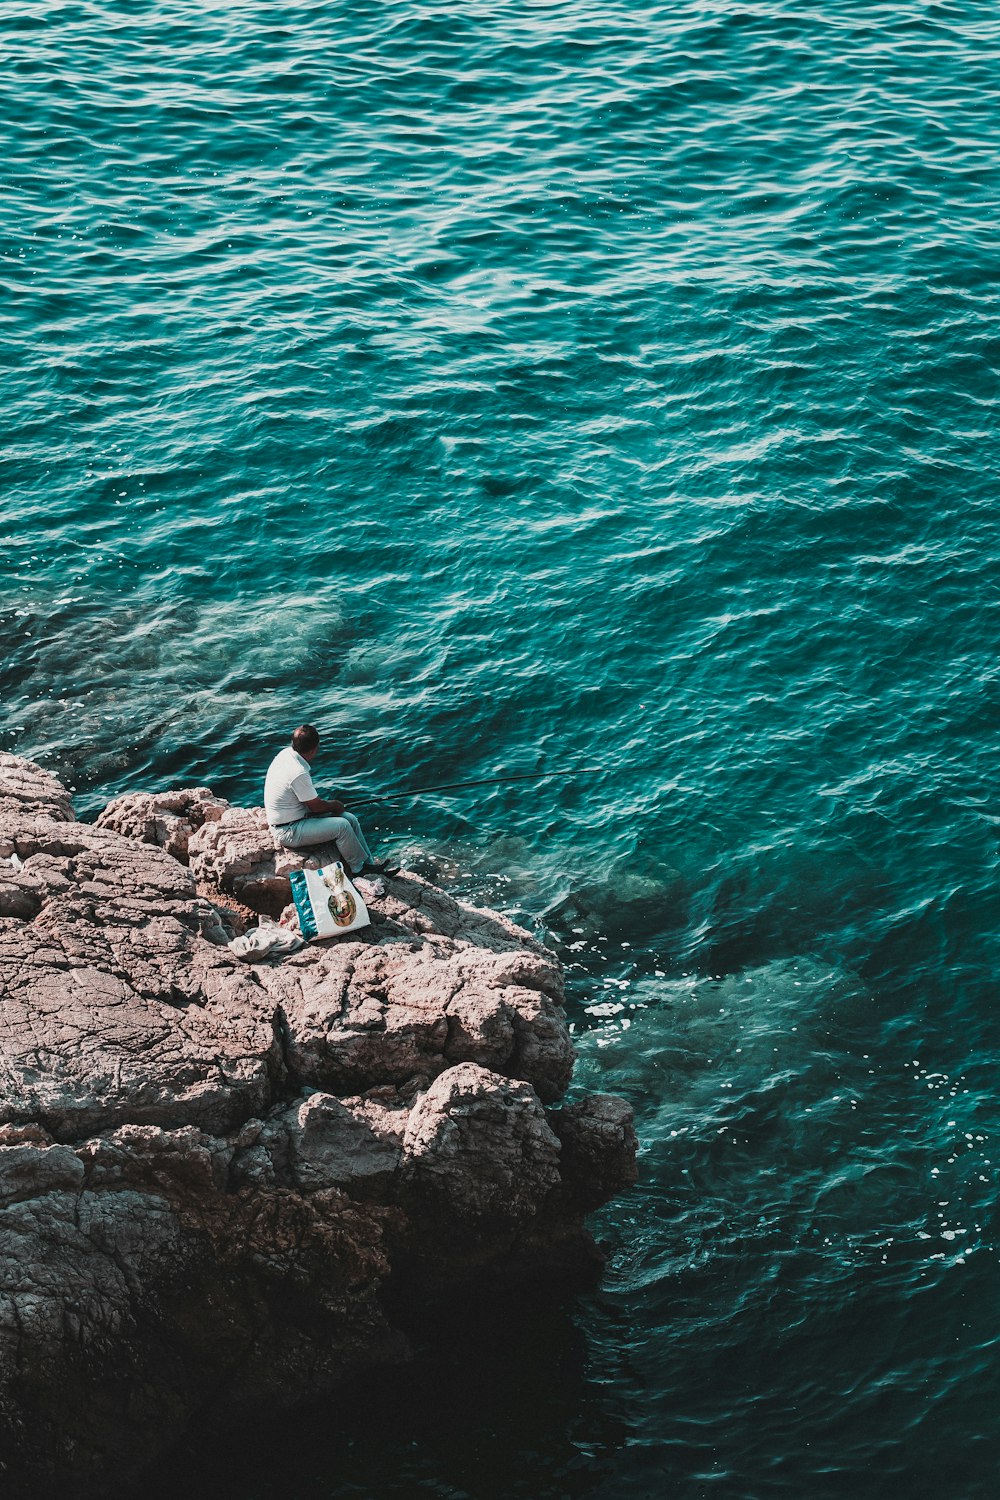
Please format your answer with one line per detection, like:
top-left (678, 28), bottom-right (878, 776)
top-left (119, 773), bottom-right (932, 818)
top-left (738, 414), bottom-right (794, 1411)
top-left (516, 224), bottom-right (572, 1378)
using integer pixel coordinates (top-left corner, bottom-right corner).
top-left (0, 751), bottom-right (74, 832)
top-left (253, 876), bottom-right (574, 1101)
top-left (402, 1062), bottom-right (562, 1226)
top-left (0, 815), bottom-right (276, 1139)
top-left (187, 805), bottom-right (341, 914)
top-left (0, 758), bottom-right (636, 1496)
top-left (96, 786), bottom-right (228, 864)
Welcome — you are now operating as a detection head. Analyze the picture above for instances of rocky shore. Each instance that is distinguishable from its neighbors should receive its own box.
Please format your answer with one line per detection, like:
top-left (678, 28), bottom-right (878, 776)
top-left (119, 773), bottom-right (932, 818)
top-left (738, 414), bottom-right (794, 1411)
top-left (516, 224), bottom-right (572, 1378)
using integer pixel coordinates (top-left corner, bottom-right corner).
top-left (0, 754), bottom-right (636, 1497)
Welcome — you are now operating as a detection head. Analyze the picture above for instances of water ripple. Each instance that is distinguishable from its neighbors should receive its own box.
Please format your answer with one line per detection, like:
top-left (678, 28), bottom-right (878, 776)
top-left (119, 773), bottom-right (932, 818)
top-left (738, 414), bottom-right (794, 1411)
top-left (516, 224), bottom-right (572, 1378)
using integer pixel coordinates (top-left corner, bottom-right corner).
top-left (5, 1), bottom-right (1000, 1495)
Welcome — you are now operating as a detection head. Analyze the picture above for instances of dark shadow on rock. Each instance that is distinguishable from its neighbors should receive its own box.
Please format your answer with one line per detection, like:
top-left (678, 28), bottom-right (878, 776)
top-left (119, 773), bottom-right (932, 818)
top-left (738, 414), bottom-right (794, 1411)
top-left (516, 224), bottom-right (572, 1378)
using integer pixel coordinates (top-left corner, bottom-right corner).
top-left (132, 1286), bottom-right (635, 1500)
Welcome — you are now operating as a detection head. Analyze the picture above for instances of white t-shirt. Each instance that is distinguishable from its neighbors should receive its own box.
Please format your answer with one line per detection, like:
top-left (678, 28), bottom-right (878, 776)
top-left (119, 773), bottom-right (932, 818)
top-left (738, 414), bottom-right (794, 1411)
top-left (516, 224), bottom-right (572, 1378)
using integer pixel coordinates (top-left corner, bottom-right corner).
top-left (264, 746), bottom-right (317, 826)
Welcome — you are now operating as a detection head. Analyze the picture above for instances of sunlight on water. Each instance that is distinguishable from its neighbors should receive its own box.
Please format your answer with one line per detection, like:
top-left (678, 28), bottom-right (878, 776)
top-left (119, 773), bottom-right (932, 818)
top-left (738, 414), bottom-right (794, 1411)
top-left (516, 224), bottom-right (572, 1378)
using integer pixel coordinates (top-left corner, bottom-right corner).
top-left (5, 0), bottom-right (1000, 1494)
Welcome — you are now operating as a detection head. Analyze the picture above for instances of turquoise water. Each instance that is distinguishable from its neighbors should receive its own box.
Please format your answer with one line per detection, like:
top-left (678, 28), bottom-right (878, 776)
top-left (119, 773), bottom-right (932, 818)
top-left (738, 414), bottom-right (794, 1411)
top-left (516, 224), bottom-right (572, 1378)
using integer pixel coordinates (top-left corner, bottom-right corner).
top-left (5, 1), bottom-right (1000, 1494)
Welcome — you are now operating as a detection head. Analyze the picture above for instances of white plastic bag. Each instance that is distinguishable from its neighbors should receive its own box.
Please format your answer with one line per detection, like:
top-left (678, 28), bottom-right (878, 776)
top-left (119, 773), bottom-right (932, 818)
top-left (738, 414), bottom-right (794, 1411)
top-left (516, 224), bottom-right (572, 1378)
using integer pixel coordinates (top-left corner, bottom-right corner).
top-left (289, 862), bottom-right (370, 941)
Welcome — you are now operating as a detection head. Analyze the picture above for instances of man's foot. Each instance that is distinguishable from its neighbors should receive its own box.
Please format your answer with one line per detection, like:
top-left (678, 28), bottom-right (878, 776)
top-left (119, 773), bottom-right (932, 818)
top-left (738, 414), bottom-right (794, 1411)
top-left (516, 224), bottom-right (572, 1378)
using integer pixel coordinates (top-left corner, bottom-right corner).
top-left (358, 860), bottom-right (400, 878)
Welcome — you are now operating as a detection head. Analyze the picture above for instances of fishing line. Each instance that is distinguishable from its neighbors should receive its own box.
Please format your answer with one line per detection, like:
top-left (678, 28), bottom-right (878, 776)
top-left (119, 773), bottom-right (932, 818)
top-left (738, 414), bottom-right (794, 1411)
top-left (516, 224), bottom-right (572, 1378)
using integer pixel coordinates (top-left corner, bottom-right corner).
top-left (352, 765), bottom-right (655, 807)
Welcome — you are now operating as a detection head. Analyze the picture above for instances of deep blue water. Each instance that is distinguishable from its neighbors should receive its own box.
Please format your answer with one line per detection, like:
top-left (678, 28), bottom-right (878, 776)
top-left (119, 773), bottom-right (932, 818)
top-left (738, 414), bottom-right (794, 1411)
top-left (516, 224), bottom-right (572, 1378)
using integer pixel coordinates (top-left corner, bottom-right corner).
top-left (5, 2), bottom-right (1000, 1495)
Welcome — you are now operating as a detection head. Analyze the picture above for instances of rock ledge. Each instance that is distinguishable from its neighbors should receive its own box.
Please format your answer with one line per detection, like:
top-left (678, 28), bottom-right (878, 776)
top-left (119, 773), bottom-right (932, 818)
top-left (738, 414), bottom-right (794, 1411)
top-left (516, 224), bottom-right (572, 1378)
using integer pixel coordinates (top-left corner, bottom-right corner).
top-left (0, 754), bottom-right (636, 1497)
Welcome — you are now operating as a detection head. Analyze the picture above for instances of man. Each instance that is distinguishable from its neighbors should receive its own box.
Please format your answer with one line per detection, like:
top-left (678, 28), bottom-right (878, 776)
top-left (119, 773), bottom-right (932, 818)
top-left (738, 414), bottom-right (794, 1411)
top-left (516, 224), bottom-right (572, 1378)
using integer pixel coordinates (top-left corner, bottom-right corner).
top-left (264, 724), bottom-right (393, 880)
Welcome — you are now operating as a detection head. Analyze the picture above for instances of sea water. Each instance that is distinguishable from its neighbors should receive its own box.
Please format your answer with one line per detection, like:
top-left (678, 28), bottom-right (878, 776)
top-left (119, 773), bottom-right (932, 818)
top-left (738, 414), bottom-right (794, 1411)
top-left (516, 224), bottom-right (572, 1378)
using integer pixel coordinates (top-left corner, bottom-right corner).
top-left (4, 2), bottom-right (1000, 1495)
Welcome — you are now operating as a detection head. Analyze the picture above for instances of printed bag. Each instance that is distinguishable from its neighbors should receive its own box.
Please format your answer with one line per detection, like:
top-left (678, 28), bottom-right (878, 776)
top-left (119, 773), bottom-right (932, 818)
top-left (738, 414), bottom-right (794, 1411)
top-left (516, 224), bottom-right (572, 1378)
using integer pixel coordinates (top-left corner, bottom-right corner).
top-left (289, 862), bottom-right (370, 941)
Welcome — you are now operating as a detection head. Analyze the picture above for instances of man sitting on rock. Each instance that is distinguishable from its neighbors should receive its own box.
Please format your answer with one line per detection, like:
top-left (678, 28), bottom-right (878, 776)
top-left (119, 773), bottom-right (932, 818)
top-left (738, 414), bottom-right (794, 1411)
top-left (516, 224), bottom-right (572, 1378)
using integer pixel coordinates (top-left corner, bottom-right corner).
top-left (264, 723), bottom-right (395, 881)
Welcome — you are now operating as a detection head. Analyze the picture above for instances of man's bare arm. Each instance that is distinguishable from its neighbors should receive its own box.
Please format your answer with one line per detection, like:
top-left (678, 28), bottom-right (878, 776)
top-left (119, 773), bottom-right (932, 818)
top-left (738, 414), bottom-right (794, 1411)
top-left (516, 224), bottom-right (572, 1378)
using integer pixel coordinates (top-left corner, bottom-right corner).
top-left (303, 795), bottom-right (345, 817)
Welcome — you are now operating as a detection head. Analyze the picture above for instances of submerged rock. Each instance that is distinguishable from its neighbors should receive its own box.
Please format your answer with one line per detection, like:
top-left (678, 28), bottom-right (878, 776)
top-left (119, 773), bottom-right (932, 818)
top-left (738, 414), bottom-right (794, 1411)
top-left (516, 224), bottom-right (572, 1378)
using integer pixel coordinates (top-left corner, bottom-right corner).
top-left (0, 754), bottom-right (636, 1497)
top-left (545, 863), bottom-right (685, 942)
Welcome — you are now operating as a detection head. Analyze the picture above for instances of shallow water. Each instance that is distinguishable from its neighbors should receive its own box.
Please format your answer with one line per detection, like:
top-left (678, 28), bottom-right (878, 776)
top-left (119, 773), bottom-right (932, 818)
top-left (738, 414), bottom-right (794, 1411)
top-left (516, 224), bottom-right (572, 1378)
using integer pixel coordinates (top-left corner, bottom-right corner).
top-left (5, 1), bottom-right (1000, 1494)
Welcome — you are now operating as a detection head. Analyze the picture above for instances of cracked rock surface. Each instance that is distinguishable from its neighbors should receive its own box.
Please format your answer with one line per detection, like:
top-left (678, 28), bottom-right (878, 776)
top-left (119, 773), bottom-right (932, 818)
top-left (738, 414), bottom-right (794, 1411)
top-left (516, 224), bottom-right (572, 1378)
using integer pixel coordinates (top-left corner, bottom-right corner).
top-left (0, 754), bottom-right (637, 1498)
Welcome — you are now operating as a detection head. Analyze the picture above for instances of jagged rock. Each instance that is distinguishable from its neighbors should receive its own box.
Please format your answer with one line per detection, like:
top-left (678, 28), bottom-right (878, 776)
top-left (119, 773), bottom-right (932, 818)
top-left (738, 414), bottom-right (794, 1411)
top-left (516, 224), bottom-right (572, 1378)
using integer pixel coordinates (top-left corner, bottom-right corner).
top-left (0, 792), bottom-right (275, 1140)
top-left (95, 786), bottom-right (228, 864)
top-left (551, 1094), bottom-right (640, 1211)
top-left (236, 1090), bottom-right (405, 1195)
top-left (0, 756), bottom-right (636, 1498)
top-left (254, 907), bottom-right (574, 1105)
top-left (0, 752), bottom-right (75, 830)
top-left (401, 1062), bottom-right (562, 1225)
top-left (186, 804), bottom-right (342, 914)
top-left (0, 1120), bottom-right (403, 1492)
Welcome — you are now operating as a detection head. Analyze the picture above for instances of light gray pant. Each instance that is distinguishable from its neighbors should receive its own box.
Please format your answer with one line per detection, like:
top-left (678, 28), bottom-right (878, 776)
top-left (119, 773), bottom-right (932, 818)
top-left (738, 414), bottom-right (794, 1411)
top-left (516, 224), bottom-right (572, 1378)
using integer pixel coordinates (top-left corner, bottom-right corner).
top-left (274, 811), bottom-right (372, 873)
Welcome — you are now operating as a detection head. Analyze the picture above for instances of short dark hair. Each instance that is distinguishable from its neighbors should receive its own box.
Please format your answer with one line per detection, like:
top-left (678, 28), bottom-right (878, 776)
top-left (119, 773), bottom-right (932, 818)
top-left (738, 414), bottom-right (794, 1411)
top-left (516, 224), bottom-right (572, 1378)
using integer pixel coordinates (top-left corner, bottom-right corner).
top-left (291, 723), bottom-right (320, 754)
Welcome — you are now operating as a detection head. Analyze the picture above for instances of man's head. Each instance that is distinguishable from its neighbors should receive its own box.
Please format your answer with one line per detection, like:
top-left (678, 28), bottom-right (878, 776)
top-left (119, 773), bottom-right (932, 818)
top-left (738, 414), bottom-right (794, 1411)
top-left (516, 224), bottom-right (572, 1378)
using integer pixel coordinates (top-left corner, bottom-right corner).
top-left (291, 723), bottom-right (320, 760)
